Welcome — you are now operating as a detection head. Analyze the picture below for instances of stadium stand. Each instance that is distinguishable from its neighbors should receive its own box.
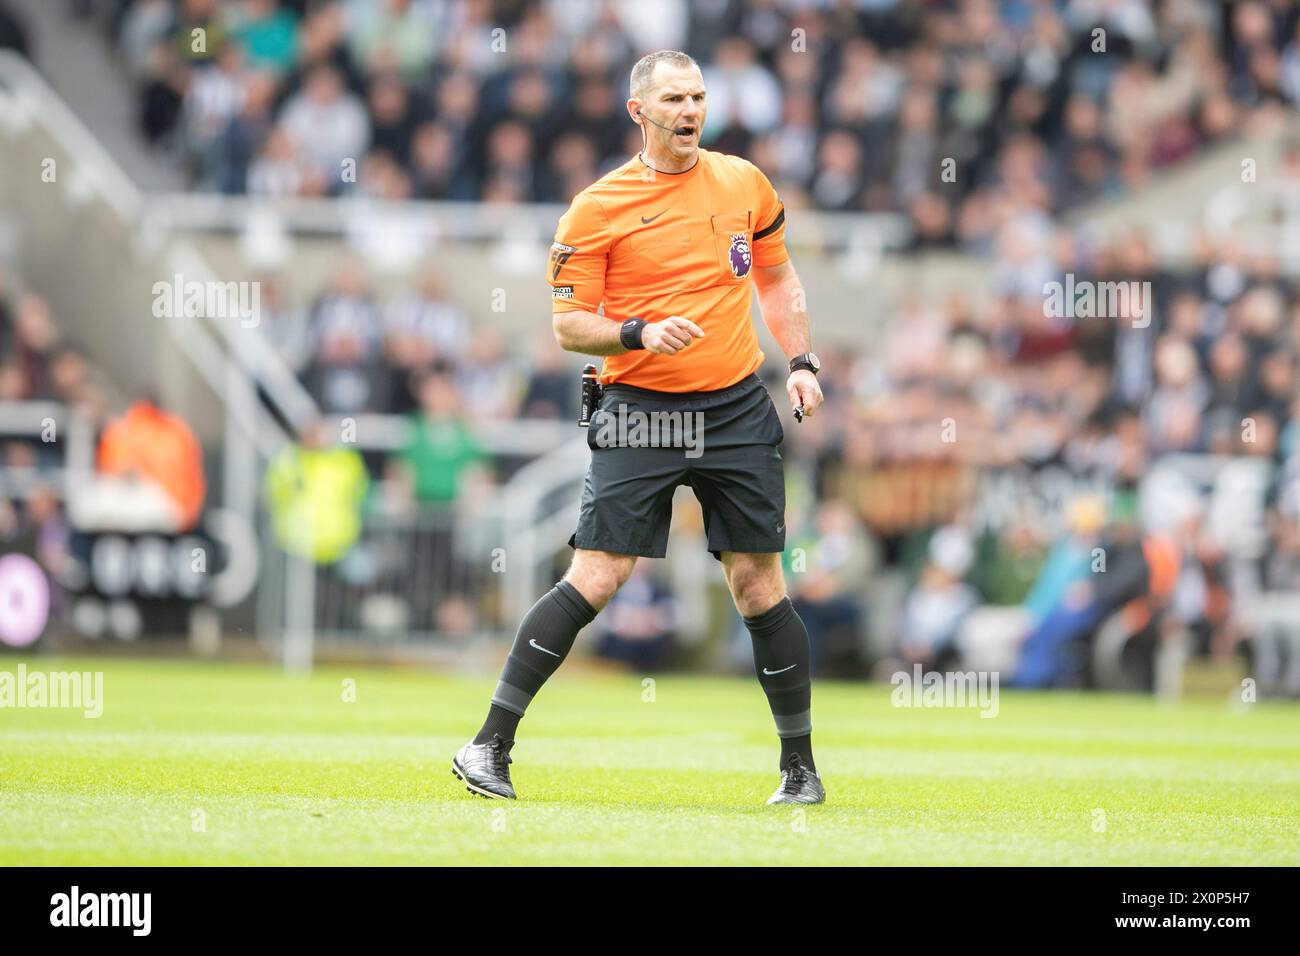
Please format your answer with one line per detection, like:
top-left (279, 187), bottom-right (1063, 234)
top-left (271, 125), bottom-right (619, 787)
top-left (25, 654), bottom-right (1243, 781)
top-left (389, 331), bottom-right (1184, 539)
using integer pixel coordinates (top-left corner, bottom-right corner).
top-left (97, 0), bottom-right (1300, 246)
top-left (0, 0), bottom-right (1298, 696)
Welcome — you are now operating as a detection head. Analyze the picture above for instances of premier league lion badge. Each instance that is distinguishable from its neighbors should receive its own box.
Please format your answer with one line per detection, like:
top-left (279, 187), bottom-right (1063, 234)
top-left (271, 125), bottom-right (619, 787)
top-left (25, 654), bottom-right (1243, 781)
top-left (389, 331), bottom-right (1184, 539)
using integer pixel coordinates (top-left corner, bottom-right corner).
top-left (728, 233), bottom-right (752, 278)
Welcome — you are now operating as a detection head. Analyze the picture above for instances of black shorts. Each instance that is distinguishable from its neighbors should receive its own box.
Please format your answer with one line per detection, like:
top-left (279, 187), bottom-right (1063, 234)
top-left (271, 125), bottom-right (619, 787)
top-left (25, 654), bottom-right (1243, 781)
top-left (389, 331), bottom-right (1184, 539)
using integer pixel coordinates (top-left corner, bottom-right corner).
top-left (568, 373), bottom-right (786, 561)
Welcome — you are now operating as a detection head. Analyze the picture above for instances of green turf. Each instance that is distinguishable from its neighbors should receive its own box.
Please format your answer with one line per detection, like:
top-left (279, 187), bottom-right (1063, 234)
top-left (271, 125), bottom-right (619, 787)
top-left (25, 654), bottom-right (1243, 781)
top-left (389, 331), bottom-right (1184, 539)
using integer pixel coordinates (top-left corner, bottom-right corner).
top-left (0, 656), bottom-right (1297, 865)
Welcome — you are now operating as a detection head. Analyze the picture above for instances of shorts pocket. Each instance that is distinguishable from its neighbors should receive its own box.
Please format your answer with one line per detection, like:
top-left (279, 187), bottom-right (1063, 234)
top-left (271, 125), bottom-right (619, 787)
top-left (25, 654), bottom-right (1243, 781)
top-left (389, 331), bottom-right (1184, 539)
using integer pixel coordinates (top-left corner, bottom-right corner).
top-left (765, 393), bottom-right (785, 447)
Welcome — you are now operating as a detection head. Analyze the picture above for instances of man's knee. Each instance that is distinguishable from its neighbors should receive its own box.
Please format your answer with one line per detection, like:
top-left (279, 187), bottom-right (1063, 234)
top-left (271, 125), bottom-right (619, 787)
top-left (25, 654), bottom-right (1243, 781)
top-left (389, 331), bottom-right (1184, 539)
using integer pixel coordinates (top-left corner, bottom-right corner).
top-left (563, 549), bottom-right (637, 611)
top-left (723, 552), bottom-right (787, 617)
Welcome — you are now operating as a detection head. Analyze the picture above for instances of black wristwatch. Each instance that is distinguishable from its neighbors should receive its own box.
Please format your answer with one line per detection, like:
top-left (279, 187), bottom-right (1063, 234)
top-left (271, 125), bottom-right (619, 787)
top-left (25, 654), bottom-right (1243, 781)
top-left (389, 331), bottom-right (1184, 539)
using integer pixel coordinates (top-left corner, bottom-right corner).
top-left (620, 317), bottom-right (647, 350)
top-left (789, 352), bottom-right (821, 375)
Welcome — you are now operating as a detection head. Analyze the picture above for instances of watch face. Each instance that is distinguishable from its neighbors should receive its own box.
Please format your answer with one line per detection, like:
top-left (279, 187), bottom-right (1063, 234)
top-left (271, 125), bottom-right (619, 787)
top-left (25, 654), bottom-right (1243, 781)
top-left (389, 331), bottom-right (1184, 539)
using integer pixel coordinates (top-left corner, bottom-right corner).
top-left (807, 352), bottom-right (821, 371)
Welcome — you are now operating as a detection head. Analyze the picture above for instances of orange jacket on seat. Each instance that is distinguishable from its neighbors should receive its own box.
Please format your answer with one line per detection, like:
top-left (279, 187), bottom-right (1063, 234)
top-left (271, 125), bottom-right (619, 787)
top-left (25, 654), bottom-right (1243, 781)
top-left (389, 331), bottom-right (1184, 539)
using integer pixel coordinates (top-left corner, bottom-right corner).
top-left (97, 401), bottom-right (206, 531)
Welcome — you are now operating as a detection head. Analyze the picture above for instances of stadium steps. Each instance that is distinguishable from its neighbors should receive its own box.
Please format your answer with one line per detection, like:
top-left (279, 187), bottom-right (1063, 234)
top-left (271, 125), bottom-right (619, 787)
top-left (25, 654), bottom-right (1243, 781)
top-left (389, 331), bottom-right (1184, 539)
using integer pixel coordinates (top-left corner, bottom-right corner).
top-left (1067, 123), bottom-right (1300, 268)
top-left (0, 50), bottom-right (298, 530)
top-left (7, 0), bottom-right (184, 192)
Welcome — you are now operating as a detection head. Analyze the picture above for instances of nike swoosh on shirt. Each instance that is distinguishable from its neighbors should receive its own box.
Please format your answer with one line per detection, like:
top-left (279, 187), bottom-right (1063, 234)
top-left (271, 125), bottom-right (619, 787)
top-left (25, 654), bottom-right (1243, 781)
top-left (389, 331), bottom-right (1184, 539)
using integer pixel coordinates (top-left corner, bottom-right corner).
top-left (640, 211), bottom-right (666, 224)
top-left (762, 664), bottom-right (797, 675)
top-left (529, 639), bottom-right (561, 658)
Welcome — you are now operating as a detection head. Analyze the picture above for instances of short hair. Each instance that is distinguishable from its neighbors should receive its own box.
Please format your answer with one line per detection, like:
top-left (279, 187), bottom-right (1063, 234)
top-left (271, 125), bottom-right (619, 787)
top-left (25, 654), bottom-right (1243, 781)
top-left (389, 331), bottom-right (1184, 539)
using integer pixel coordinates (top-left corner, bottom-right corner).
top-left (629, 50), bottom-right (699, 101)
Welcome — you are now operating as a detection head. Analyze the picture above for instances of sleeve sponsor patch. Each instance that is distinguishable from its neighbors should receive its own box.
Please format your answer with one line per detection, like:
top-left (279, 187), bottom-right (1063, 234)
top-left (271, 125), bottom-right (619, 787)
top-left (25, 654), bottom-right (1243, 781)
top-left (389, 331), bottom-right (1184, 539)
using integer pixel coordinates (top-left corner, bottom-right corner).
top-left (549, 242), bottom-right (577, 279)
top-left (552, 284), bottom-right (575, 299)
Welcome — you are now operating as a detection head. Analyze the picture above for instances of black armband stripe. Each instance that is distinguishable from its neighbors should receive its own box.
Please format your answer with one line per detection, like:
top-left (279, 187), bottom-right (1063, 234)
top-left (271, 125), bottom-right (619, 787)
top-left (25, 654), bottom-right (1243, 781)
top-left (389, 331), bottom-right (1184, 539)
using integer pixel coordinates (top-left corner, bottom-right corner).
top-left (753, 207), bottom-right (785, 241)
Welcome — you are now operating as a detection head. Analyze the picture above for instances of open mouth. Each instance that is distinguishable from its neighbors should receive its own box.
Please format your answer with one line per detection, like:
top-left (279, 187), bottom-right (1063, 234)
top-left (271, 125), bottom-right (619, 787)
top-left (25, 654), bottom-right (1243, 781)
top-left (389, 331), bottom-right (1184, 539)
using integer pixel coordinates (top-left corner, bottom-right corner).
top-left (675, 126), bottom-right (697, 140)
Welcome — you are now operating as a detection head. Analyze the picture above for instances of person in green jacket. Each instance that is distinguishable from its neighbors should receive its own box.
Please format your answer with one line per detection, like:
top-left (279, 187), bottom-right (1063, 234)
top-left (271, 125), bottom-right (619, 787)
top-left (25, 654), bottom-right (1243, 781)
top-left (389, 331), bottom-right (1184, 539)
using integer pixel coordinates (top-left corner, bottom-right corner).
top-left (390, 369), bottom-right (488, 507)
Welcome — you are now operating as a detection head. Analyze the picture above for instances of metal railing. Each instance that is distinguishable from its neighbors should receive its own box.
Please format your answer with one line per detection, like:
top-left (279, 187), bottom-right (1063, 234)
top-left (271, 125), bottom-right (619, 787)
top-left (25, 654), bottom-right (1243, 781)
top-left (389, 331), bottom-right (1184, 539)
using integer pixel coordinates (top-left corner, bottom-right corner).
top-left (251, 421), bottom-right (592, 665)
top-left (0, 51), bottom-right (298, 521)
top-left (257, 499), bottom-right (511, 663)
top-left (0, 401), bottom-right (94, 500)
top-left (149, 191), bottom-right (915, 253)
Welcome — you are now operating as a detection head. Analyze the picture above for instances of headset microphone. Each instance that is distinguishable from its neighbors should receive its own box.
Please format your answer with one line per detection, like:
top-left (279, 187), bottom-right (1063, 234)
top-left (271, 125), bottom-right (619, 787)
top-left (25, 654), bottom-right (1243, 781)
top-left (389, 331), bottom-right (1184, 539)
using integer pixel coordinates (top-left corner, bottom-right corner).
top-left (637, 109), bottom-right (692, 137)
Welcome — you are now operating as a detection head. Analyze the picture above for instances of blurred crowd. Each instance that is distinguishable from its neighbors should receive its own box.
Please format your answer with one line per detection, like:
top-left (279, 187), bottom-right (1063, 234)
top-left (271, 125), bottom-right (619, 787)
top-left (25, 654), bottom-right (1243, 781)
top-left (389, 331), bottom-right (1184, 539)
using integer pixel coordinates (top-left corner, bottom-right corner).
top-left (0, 276), bottom-right (103, 423)
top-left (252, 220), bottom-right (1300, 693)
top-left (4, 1), bottom-right (1297, 690)
top-left (257, 263), bottom-right (574, 421)
top-left (0, 271), bottom-right (210, 625)
top-left (88, 0), bottom-right (1300, 244)
top-left (770, 222), bottom-right (1300, 693)
top-left (0, 274), bottom-right (104, 529)
top-left (5, 232), bottom-right (1300, 693)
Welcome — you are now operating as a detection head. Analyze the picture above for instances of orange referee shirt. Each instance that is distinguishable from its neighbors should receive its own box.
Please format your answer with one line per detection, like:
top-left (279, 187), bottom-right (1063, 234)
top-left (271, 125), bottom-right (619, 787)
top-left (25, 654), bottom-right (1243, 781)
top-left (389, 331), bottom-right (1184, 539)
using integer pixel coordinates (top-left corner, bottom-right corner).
top-left (548, 148), bottom-right (788, 393)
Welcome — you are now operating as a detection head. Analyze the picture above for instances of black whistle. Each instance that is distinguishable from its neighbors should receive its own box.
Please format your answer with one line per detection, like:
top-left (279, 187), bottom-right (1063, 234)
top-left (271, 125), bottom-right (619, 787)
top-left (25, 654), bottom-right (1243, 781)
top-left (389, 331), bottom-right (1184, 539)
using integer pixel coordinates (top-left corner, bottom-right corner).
top-left (579, 363), bottom-right (601, 427)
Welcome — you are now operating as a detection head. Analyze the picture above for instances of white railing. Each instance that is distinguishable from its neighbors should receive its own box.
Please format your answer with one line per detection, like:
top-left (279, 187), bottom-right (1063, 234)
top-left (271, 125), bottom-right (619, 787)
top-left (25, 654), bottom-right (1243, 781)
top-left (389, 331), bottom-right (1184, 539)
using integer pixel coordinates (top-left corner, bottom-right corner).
top-left (148, 191), bottom-right (915, 252)
top-left (0, 52), bottom-right (140, 223)
top-left (499, 434), bottom-right (591, 623)
top-left (253, 426), bottom-right (592, 665)
top-left (0, 401), bottom-right (94, 500)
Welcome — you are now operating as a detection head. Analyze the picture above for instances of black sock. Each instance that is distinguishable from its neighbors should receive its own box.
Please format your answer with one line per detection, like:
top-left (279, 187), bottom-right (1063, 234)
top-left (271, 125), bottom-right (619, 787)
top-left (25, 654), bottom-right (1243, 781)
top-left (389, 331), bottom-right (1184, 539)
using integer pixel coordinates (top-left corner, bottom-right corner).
top-left (743, 596), bottom-right (816, 774)
top-left (475, 703), bottom-right (522, 744)
top-left (473, 580), bottom-right (597, 745)
top-left (780, 734), bottom-right (814, 774)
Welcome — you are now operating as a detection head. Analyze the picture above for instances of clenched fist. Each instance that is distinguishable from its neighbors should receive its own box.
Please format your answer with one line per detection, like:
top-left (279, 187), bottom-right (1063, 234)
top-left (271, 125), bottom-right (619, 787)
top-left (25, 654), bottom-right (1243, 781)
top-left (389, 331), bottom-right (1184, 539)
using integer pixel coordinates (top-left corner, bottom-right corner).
top-left (643, 316), bottom-right (705, 355)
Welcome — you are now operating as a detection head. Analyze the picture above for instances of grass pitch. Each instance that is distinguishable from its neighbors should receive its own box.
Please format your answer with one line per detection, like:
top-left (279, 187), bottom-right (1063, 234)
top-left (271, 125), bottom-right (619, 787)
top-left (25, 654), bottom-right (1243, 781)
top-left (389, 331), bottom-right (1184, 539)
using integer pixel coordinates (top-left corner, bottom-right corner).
top-left (1, 656), bottom-right (1297, 866)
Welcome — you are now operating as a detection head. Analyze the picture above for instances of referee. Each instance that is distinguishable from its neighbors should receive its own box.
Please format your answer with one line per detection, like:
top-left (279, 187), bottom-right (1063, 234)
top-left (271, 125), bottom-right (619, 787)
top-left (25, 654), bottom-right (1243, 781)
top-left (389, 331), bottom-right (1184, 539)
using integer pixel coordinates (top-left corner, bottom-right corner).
top-left (454, 50), bottom-right (826, 805)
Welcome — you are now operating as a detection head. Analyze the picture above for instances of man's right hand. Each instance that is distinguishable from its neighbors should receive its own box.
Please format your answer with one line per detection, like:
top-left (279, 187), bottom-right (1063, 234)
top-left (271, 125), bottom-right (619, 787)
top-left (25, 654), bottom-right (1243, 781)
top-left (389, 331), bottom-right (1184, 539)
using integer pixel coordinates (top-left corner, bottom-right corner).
top-left (642, 316), bottom-right (705, 355)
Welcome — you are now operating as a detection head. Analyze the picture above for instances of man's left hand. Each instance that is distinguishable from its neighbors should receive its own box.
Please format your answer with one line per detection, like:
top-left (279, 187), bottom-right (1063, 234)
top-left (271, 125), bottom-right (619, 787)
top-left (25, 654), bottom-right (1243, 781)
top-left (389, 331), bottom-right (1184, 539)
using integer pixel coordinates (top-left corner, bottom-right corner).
top-left (787, 370), bottom-right (823, 420)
